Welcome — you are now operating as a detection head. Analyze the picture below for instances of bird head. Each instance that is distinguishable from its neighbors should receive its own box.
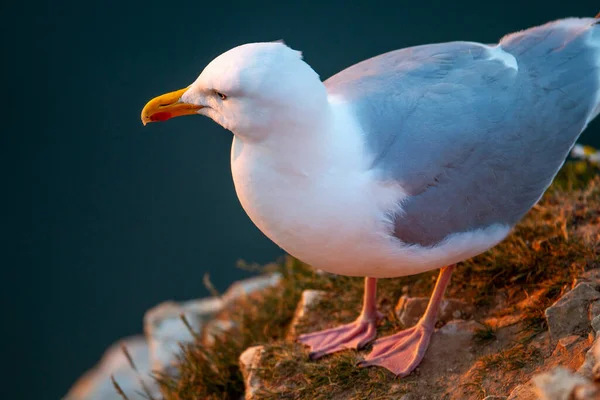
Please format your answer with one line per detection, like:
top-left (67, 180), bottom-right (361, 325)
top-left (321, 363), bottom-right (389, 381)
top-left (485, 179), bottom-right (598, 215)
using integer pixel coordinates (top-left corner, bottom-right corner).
top-left (141, 42), bottom-right (328, 142)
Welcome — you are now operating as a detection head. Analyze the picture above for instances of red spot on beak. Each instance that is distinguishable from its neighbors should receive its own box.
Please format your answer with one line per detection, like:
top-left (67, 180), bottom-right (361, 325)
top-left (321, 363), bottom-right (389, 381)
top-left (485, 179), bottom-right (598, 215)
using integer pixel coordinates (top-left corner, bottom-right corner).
top-left (150, 112), bottom-right (172, 122)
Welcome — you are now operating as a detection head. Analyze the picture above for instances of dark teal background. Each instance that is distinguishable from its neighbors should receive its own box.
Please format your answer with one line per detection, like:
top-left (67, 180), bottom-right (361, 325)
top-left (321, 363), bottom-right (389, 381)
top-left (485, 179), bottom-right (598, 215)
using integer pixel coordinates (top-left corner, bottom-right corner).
top-left (3, 1), bottom-right (599, 398)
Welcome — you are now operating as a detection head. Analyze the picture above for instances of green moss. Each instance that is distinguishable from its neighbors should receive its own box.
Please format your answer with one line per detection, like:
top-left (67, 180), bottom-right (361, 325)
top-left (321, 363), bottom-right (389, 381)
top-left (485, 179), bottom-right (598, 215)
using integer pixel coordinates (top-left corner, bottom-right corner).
top-left (157, 161), bottom-right (599, 399)
top-left (479, 344), bottom-right (543, 372)
top-left (472, 323), bottom-right (497, 345)
top-left (253, 345), bottom-right (406, 399)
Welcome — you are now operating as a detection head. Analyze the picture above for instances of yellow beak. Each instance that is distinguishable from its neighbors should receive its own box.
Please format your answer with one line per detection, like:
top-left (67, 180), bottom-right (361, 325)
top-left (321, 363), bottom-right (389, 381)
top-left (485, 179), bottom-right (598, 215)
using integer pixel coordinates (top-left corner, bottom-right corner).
top-left (141, 87), bottom-right (203, 126)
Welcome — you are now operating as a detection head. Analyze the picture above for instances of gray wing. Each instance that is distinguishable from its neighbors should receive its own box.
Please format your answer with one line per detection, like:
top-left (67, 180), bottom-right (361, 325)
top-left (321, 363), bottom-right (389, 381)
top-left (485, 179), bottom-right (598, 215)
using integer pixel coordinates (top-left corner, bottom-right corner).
top-left (325, 18), bottom-right (600, 246)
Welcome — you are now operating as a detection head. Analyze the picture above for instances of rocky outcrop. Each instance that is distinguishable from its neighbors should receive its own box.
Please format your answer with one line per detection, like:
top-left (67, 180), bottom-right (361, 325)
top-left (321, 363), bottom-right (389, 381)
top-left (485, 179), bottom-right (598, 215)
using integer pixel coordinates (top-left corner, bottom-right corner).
top-left (144, 296), bottom-right (224, 375)
top-left (545, 283), bottom-right (600, 340)
top-left (505, 283), bottom-right (600, 400)
top-left (239, 346), bottom-right (266, 400)
top-left (287, 289), bottom-right (326, 339)
top-left (63, 336), bottom-right (159, 400)
top-left (514, 337), bottom-right (600, 400)
top-left (245, 271), bottom-right (600, 399)
top-left (66, 266), bottom-right (600, 400)
top-left (533, 367), bottom-right (596, 400)
top-left (64, 273), bottom-right (281, 400)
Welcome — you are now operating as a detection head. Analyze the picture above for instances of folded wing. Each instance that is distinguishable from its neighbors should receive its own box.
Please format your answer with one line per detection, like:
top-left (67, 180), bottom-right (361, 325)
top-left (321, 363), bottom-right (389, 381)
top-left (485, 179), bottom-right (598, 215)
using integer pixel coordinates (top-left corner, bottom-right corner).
top-left (325, 18), bottom-right (600, 246)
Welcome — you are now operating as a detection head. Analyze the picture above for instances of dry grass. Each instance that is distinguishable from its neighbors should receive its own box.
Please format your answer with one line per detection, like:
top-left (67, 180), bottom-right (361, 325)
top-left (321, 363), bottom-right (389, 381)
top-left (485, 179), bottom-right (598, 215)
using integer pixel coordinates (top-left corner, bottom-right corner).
top-left (157, 160), bottom-right (599, 400)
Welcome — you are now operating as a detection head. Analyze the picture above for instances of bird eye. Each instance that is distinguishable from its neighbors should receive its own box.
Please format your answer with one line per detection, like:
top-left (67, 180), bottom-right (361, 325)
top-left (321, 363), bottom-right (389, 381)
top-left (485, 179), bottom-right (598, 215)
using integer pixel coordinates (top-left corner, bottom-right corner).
top-left (215, 91), bottom-right (227, 100)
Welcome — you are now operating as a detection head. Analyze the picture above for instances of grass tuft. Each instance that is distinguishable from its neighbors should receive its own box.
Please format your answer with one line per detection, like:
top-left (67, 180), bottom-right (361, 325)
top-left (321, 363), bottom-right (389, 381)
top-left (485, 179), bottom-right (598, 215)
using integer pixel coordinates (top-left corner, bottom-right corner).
top-left (479, 344), bottom-right (543, 372)
top-left (472, 323), bottom-right (497, 345)
top-left (111, 375), bottom-right (130, 400)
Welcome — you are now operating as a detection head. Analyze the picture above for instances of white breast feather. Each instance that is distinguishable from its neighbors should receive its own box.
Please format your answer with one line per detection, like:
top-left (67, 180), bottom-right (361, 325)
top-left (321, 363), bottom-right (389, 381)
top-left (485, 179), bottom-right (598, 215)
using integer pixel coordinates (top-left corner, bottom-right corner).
top-left (230, 95), bottom-right (512, 277)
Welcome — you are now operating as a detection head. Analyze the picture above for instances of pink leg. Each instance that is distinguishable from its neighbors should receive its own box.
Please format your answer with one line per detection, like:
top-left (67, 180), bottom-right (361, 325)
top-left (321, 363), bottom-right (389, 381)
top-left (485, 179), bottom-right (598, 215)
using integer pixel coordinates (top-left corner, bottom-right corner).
top-left (359, 265), bottom-right (456, 377)
top-left (298, 277), bottom-right (383, 359)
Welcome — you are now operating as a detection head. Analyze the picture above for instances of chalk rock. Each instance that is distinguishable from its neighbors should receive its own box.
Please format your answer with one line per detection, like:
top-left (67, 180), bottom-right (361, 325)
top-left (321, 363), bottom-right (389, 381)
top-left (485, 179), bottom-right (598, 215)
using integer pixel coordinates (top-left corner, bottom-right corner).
top-left (533, 367), bottom-right (590, 400)
top-left (591, 316), bottom-right (600, 335)
top-left (557, 335), bottom-right (585, 354)
top-left (288, 289), bottom-right (327, 338)
top-left (545, 283), bottom-right (600, 340)
top-left (570, 384), bottom-right (600, 400)
top-left (574, 269), bottom-right (600, 289)
top-left (578, 337), bottom-right (600, 378)
top-left (589, 300), bottom-right (600, 335)
top-left (203, 319), bottom-right (237, 347)
top-left (223, 273), bottom-right (282, 304)
top-left (63, 336), bottom-right (158, 400)
top-left (549, 334), bottom-right (594, 371)
top-left (66, 273), bottom-right (283, 400)
top-left (239, 345), bottom-right (265, 400)
top-left (507, 382), bottom-right (537, 400)
top-left (395, 296), bottom-right (475, 327)
top-left (144, 296), bottom-right (224, 375)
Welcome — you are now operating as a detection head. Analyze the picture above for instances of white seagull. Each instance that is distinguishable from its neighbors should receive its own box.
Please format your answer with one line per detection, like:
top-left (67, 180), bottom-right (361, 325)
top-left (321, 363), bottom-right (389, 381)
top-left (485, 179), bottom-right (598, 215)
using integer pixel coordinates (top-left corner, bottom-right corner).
top-left (141, 16), bottom-right (600, 377)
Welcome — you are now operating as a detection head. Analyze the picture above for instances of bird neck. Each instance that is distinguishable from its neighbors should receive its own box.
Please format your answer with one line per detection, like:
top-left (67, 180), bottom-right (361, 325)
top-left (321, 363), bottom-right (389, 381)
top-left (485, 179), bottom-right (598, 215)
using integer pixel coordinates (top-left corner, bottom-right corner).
top-left (231, 96), bottom-right (368, 178)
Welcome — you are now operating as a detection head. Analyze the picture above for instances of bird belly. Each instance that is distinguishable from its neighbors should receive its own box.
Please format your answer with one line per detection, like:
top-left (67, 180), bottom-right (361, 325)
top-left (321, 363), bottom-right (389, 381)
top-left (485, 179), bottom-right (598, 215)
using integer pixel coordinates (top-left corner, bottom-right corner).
top-left (230, 137), bottom-right (406, 277)
top-left (229, 137), bottom-right (510, 277)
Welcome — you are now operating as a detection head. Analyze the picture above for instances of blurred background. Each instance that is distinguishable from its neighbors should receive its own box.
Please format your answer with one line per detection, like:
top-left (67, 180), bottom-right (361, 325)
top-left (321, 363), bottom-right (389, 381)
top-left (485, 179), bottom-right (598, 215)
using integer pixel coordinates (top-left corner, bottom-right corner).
top-left (2, 0), bottom-right (599, 398)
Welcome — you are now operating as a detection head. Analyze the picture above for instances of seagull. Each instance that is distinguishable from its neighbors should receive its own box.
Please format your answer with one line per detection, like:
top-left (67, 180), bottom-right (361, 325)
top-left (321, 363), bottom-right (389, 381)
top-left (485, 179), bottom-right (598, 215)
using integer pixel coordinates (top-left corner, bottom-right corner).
top-left (141, 16), bottom-right (600, 377)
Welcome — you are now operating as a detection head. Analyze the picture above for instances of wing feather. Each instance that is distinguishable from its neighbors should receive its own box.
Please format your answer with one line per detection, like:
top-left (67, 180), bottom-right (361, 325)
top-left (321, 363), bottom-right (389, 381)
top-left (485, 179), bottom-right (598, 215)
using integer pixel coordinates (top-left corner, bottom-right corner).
top-left (325, 18), bottom-right (599, 246)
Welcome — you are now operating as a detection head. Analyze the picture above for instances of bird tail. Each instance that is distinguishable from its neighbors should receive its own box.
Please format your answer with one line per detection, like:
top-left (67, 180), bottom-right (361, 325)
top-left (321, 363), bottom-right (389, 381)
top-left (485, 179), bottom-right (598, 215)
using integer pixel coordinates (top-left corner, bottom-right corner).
top-left (498, 16), bottom-right (600, 129)
top-left (586, 15), bottom-right (600, 124)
